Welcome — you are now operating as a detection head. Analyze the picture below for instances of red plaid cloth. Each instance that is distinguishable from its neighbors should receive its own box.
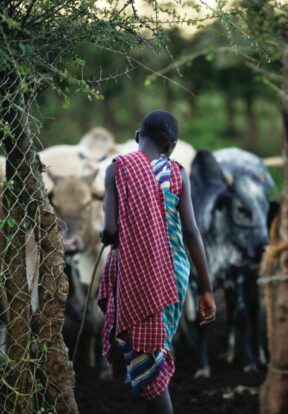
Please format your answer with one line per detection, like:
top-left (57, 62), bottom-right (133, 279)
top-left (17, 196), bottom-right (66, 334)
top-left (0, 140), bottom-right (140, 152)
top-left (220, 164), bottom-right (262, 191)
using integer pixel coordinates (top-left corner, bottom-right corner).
top-left (98, 150), bottom-right (183, 359)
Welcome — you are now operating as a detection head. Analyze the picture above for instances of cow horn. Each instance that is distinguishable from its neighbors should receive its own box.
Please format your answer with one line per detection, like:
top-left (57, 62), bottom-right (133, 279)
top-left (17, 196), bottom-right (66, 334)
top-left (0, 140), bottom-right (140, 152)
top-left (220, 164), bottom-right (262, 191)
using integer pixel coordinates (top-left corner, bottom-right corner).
top-left (263, 156), bottom-right (284, 169)
top-left (221, 169), bottom-right (234, 186)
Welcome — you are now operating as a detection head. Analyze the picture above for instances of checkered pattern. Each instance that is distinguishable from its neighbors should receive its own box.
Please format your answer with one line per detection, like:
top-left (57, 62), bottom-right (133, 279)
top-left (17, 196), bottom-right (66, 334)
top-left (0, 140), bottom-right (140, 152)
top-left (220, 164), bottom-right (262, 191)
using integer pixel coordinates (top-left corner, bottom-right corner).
top-left (141, 352), bottom-right (175, 400)
top-left (98, 248), bottom-right (119, 358)
top-left (98, 150), bottom-right (183, 359)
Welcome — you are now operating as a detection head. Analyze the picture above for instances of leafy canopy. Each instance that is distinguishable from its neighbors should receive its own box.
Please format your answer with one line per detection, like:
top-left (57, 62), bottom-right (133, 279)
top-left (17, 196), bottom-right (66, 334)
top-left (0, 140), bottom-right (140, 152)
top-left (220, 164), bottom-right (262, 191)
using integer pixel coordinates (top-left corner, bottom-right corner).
top-left (0, 1), bottom-right (203, 99)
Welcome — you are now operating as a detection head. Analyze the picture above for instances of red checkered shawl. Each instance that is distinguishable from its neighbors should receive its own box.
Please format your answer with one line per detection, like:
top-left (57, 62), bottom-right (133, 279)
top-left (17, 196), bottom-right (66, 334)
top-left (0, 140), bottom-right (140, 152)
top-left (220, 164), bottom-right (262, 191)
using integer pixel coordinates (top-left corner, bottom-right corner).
top-left (98, 150), bottom-right (183, 359)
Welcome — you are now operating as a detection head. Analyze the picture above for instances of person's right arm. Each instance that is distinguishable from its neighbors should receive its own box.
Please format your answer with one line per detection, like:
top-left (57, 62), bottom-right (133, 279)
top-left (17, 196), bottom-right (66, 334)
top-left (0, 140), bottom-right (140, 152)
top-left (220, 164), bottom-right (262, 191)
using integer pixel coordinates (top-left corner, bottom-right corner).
top-left (178, 168), bottom-right (216, 326)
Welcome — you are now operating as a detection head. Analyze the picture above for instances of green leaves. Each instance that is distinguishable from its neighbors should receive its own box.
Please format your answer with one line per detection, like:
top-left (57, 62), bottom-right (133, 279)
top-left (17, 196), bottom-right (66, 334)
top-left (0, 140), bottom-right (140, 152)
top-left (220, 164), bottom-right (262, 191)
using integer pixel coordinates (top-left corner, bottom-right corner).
top-left (0, 122), bottom-right (14, 139)
top-left (0, 217), bottom-right (16, 231)
top-left (1, 15), bottom-right (21, 30)
top-left (19, 42), bottom-right (35, 57)
top-left (7, 217), bottom-right (16, 229)
top-left (33, 379), bottom-right (44, 392)
top-left (205, 52), bottom-right (215, 62)
top-left (0, 0), bottom-right (194, 101)
top-left (4, 179), bottom-right (14, 191)
top-left (75, 57), bottom-right (86, 67)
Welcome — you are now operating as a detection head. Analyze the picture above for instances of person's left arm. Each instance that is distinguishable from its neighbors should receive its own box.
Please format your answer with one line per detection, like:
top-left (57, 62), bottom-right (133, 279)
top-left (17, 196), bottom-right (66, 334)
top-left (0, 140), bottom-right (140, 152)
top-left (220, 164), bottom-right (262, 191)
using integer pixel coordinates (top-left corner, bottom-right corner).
top-left (178, 167), bottom-right (216, 326)
top-left (100, 163), bottom-right (118, 246)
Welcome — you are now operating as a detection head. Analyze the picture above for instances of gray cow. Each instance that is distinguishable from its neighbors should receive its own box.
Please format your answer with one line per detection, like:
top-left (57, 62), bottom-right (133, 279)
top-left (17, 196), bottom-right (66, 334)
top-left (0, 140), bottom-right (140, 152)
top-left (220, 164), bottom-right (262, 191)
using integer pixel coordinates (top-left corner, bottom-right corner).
top-left (189, 148), bottom-right (274, 376)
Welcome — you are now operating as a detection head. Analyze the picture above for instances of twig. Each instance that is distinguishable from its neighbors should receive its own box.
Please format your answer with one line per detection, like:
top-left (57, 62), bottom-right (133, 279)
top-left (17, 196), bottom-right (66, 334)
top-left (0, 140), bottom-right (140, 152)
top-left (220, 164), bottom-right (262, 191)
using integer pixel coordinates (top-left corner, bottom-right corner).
top-left (99, 46), bottom-right (197, 97)
top-left (269, 364), bottom-right (288, 375)
top-left (21, 0), bottom-right (37, 26)
top-left (72, 244), bottom-right (106, 364)
top-left (258, 274), bottom-right (288, 285)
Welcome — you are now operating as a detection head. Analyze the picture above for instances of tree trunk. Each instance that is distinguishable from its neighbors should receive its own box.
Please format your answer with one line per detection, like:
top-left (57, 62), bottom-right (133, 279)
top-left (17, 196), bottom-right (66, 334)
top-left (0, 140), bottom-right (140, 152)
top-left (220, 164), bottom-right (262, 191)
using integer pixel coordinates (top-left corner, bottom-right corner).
top-left (1, 83), bottom-right (78, 413)
top-left (2, 102), bottom-right (34, 414)
top-left (32, 201), bottom-right (79, 413)
top-left (225, 97), bottom-right (238, 139)
top-left (260, 33), bottom-right (288, 414)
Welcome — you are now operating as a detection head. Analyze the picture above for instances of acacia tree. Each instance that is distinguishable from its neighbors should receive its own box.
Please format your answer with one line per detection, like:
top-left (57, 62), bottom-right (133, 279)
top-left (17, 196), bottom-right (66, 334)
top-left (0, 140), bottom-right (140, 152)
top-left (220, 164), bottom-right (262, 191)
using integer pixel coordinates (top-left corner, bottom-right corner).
top-left (0, 2), bottom-right (199, 413)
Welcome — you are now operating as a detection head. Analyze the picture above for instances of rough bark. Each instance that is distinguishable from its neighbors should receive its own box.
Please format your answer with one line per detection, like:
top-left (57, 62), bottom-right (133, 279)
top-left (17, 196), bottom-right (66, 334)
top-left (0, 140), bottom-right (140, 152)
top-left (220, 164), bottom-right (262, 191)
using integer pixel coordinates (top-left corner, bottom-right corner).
top-left (1, 83), bottom-right (78, 412)
top-left (27, 137), bottom-right (79, 412)
top-left (0, 180), bottom-right (10, 327)
top-left (32, 202), bottom-right (79, 413)
top-left (260, 35), bottom-right (288, 414)
top-left (2, 102), bottom-right (33, 414)
top-left (260, 258), bottom-right (288, 414)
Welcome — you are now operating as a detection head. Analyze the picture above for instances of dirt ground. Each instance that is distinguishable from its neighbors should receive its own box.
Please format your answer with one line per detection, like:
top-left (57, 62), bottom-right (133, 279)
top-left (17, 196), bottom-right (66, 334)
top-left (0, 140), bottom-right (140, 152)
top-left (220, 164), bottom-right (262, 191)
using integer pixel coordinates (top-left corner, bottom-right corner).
top-left (74, 304), bottom-right (267, 414)
top-left (75, 353), bottom-right (265, 414)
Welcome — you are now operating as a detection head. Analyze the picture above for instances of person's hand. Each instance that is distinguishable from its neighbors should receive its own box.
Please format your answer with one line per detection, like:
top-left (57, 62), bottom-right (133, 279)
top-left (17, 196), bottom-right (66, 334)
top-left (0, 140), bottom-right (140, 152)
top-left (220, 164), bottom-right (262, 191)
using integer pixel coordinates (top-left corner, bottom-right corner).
top-left (198, 291), bottom-right (216, 326)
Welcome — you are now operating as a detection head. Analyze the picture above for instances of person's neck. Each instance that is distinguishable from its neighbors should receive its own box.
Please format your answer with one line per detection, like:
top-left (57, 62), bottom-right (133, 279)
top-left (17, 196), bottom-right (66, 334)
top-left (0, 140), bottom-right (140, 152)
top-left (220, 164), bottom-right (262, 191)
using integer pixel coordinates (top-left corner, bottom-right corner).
top-left (138, 138), bottom-right (162, 161)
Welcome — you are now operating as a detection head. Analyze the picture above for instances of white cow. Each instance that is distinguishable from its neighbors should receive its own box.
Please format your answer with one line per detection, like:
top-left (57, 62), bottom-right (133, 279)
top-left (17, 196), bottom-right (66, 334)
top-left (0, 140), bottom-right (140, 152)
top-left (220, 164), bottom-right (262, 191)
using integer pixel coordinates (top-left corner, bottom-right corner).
top-left (40, 127), bottom-right (117, 194)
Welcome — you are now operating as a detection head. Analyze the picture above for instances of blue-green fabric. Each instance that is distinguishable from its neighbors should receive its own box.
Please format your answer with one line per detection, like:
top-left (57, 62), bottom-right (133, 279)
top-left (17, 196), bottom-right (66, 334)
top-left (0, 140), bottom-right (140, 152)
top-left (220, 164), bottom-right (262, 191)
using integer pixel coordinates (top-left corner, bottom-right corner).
top-left (162, 189), bottom-right (190, 350)
top-left (118, 339), bottom-right (165, 392)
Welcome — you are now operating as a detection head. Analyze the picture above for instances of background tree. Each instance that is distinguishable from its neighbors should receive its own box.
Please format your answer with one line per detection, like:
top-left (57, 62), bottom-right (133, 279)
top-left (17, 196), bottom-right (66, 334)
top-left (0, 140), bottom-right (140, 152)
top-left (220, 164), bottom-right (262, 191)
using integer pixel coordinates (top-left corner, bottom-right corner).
top-left (34, 12), bottom-right (283, 161)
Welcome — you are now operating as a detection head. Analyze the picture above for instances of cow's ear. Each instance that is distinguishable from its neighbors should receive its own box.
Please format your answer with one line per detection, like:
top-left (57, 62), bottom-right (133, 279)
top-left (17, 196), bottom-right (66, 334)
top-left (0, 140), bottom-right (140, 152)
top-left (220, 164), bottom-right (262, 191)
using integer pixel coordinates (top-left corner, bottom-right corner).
top-left (191, 150), bottom-right (223, 185)
top-left (190, 150), bottom-right (228, 234)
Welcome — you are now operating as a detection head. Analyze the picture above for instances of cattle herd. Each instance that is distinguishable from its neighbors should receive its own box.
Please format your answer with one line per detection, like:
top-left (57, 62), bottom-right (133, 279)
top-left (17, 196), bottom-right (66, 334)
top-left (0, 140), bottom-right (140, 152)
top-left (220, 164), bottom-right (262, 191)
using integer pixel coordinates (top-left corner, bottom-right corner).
top-left (0, 128), bottom-right (277, 382)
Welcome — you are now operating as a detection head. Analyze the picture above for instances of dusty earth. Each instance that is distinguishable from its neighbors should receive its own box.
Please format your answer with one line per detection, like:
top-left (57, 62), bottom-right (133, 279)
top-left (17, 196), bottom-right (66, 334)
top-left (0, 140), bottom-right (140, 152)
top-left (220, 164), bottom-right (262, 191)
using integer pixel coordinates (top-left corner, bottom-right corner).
top-left (74, 298), bottom-right (267, 414)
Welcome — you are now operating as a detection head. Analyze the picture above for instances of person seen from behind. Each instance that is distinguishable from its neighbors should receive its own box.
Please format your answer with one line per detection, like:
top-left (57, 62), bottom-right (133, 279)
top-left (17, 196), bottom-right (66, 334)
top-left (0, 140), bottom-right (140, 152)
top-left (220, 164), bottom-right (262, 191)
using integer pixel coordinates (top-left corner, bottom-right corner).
top-left (98, 110), bottom-right (216, 414)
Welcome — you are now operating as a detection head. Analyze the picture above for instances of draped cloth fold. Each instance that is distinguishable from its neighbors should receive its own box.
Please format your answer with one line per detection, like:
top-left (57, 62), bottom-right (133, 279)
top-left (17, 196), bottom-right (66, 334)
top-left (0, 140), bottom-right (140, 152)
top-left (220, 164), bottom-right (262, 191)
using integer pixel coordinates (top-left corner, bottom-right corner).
top-left (98, 150), bottom-right (189, 399)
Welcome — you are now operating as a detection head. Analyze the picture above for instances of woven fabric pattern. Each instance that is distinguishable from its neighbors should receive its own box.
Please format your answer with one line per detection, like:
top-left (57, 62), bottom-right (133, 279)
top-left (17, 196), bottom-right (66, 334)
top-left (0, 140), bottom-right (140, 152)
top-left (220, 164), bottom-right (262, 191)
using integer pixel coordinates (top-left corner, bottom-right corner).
top-left (162, 189), bottom-right (190, 349)
top-left (98, 151), bottom-right (182, 357)
top-left (150, 156), bottom-right (190, 350)
top-left (118, 339), bottom-right (175, 400)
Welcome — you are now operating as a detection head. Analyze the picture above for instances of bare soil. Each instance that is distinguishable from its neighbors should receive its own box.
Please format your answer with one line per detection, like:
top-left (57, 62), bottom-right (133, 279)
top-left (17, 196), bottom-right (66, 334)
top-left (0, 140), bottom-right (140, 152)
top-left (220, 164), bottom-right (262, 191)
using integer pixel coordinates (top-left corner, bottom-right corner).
top-left (74, 316), bottom-right (266, 414)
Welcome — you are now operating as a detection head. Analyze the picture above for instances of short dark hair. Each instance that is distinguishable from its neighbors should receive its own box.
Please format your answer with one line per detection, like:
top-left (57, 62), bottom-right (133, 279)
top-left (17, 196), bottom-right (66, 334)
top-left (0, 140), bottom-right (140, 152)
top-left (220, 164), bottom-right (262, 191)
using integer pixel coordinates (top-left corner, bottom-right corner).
top-left (139, 110), bottom-right (178, 149)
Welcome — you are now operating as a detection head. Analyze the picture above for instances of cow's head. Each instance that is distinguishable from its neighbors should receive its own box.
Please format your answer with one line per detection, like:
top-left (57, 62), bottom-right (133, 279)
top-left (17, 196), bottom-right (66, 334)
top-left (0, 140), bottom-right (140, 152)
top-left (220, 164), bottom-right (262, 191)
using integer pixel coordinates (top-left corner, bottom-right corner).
top-left (47, 169), bottom-right (103, 255)
top-left (190, 149), bottom-right (274, 269)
